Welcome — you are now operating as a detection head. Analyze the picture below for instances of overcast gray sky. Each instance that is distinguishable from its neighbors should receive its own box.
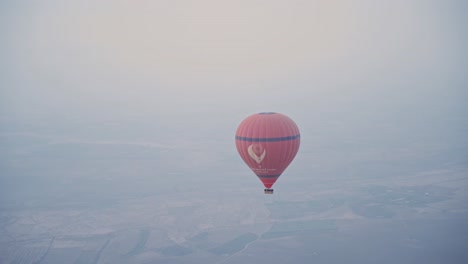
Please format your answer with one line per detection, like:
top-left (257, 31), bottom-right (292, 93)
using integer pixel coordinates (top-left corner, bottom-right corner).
top-left (0, 0), bottom-right (466, 144)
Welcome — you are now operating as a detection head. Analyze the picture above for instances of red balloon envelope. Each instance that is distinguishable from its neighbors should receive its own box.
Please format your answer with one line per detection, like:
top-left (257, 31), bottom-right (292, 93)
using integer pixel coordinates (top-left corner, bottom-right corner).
top-left (235, 112), bottom-right (300, 191)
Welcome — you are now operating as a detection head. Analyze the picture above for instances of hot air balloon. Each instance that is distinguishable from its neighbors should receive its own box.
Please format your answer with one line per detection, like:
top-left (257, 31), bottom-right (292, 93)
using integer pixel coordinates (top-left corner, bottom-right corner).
top-left (235, 112), bottom-right (300, 194)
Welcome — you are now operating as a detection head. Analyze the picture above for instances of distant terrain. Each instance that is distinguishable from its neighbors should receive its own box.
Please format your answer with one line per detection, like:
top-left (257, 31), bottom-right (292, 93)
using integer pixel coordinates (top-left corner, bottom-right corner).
top-left (1, 127), bottom-right (467, 264)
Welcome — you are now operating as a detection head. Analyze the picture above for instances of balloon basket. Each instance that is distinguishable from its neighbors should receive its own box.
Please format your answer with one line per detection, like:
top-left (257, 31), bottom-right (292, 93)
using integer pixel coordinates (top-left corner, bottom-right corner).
top-left (264, 189), bottom-right (274, 194)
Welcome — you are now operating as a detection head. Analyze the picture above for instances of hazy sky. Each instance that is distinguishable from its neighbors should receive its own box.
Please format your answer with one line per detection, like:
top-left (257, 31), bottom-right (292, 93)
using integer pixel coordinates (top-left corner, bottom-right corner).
top-left (0, 3), bottom-right (467, 263)
top-left (1, 0), bottom-right (466, 142)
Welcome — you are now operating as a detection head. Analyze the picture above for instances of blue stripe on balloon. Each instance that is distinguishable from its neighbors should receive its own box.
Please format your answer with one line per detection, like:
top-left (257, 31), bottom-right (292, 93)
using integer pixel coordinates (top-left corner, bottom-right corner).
top-left (235, 134), bottom-right (300, 142)
top-left (257, 174), bottom-right (281, 179)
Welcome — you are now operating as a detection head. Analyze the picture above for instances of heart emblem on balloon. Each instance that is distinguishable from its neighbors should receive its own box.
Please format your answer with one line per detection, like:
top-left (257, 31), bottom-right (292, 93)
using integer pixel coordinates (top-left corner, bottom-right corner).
top-left (248, 144), bottom-right (266, 164)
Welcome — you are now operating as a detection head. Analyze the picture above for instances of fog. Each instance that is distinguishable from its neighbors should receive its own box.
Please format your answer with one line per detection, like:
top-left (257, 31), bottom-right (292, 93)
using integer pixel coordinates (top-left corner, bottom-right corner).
top-left (1, 1), bottom-right (467, 263)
